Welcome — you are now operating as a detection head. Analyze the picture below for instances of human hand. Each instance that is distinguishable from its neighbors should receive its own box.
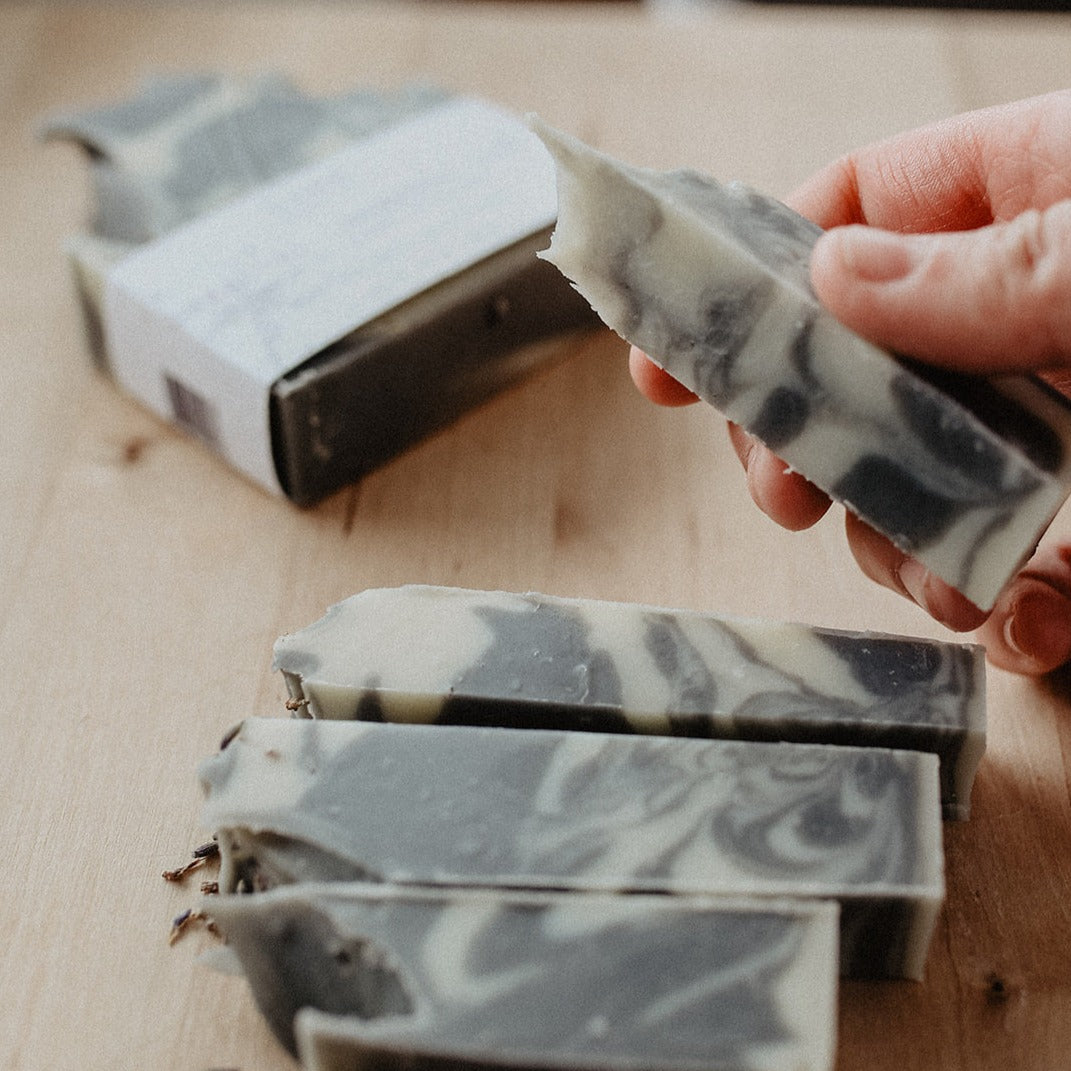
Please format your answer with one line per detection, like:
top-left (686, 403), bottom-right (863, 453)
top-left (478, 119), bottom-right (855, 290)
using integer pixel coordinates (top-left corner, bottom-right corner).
top-left (631, 91), bottom-right (1071, 673)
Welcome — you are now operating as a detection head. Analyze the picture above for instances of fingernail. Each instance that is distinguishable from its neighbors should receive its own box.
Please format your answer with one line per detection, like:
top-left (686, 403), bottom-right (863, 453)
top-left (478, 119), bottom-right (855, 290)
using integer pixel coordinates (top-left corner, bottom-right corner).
top-left (897, 558), bottom-right (988, 631)
top-left (829, 226), bottom-right (915, 284)
top-left (1004, 588), bottom-right (1071, 670)
top-left (897, 558), bottom-right (931, 608)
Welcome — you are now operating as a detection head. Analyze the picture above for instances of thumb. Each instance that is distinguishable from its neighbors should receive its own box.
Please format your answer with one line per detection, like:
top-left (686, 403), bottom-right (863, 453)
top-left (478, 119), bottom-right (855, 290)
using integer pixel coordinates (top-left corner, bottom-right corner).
top-left (976, 543), bottom-right (1071, 675)
top-left (810, 201), bottom-right (1071, 374)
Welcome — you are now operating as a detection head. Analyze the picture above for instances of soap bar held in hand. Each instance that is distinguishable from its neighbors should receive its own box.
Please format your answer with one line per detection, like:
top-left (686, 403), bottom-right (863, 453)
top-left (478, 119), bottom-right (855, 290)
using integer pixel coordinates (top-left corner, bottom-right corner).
top-left (529, 118), bottom-right (1071, 611)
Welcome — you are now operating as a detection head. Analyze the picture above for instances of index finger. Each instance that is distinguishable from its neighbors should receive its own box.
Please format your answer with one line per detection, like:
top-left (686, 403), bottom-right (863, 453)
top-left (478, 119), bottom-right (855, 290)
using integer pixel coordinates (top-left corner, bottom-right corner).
top-left (786, 90), bottom-right (1071, 232)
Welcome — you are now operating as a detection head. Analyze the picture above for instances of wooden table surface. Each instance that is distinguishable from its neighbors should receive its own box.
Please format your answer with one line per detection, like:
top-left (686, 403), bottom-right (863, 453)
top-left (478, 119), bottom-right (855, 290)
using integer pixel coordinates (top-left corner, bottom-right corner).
top-left (4, 2), bottom-right (1071, 1069)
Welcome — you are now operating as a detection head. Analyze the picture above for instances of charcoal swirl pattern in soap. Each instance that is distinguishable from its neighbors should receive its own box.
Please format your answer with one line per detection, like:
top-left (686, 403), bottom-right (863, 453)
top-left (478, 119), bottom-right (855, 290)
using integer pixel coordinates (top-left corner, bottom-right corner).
top-left (211, 884), bottom-right (838, 1071)
top-left (272, 585), bottom-right (985, 817)
top-left (42, 74), bottom-right (448, 243)
top-left (200, 715), bottom-right (944, 977)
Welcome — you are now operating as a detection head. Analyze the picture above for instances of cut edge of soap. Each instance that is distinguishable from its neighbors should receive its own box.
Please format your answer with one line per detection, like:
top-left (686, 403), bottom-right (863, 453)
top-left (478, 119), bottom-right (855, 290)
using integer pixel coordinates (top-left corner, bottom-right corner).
top-left (526, 115), bottom-right (815, 307)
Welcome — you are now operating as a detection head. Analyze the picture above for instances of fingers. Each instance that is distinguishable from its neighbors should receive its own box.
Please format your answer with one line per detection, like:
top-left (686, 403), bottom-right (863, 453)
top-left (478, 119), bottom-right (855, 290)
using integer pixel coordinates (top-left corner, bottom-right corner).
top-left (976, 544), bottom-right (1071, 675)
top-left (845, 515), bottom-right (1071, 674)
top-left (786, 91), bottom-right (1071, 232)
top-left (843, 512), bottom-right (989, 633)
top-left (786, 113), bottom-right (992, 232)
top-left (629, 343), bottom-right (830, 529)
top-left (727, 425), bottom-right (831, 531)
top-left (732, 438), bottom-right (1004, 641)
top-left (809, 203), bottom-right (1071, 372)
top-left (731, 424), bottom-right (1071, 670)
top-left (635, 321), bottom-right (1071, 673)
top-left (627, 346), bottom-right (698, 407)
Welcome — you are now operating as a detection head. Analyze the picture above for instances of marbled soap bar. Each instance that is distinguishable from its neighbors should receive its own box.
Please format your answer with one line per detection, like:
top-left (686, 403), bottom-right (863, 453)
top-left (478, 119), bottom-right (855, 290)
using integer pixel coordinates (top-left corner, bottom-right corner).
top-left (530, 119), bottom-right (1071, 611)
top-left (208, 882), bottom-right (839, 1071)
top-left (199, 717), bottom-right (943, 978)
top-left (41, 73), bottom-right (448, 243)
top-left (273, 584), bottom-right (984, 818)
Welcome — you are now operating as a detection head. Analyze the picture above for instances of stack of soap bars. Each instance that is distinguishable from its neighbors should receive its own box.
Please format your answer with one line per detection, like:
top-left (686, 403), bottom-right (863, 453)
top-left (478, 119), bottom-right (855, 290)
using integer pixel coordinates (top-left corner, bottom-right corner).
top-left (197, 584), bottom-right (985, 1071)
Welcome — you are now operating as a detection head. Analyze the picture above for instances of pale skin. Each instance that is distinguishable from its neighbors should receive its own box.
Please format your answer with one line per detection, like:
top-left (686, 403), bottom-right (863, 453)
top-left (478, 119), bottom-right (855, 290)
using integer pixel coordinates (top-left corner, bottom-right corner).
top-left (631, 91), bottom-right (1071, 675)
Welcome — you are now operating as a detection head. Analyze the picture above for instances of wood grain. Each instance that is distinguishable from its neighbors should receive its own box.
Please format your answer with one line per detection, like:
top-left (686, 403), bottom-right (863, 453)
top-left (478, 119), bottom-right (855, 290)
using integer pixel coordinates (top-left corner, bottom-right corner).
top-left (3, 3), bottom-right (1071, 1069)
